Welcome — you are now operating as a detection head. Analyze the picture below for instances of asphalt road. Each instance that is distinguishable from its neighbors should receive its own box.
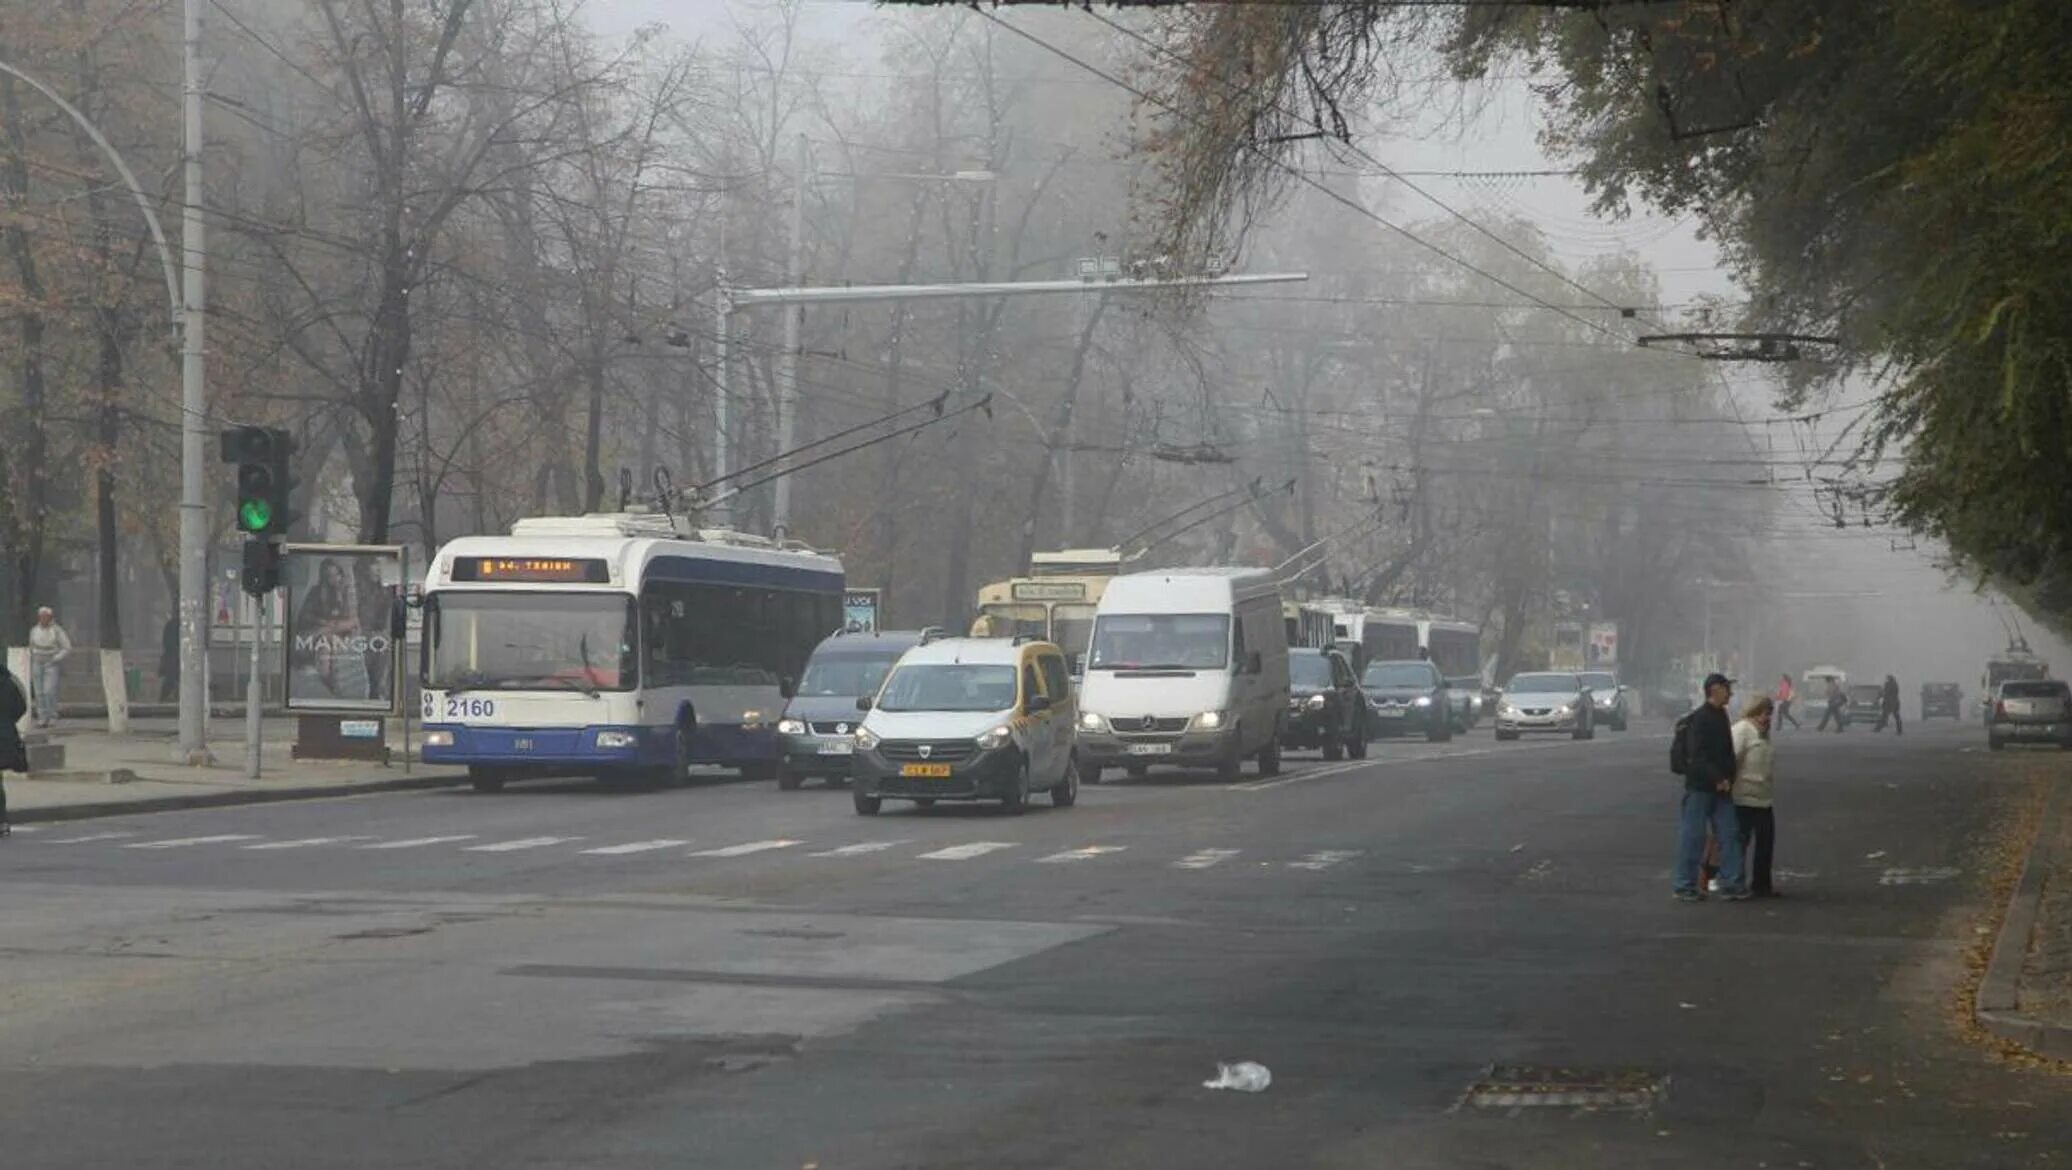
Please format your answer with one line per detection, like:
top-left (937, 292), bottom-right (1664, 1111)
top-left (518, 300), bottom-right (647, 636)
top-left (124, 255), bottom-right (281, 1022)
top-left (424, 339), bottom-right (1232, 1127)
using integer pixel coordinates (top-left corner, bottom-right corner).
top-left (1, 715), bottom-right (2065, 1169)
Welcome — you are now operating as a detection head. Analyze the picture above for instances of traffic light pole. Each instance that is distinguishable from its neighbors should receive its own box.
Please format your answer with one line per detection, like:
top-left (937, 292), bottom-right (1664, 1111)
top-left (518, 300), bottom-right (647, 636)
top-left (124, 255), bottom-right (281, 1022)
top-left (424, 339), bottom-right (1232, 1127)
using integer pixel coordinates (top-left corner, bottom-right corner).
top-left (245, 593), bottom-right (263, 779)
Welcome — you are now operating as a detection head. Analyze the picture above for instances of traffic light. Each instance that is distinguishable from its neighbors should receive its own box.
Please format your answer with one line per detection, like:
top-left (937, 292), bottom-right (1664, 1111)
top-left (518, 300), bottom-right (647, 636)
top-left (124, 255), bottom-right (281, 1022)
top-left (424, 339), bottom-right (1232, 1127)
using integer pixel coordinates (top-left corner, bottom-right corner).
top-left (240, 538), bottom-right (281, 596)
top-left (219, 426), bottom-right (296, 537)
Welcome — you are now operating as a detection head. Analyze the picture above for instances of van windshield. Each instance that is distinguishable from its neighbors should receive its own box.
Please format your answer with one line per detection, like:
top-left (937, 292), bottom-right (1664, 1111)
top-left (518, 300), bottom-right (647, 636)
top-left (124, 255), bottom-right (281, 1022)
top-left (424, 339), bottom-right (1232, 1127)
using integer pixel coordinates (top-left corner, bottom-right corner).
top-left (798, 654), bottom-right (902, 698)
top-left (876, 663), bottom-right (1018, 713)
top-left (1087, 614), bottom-right (1231, 671)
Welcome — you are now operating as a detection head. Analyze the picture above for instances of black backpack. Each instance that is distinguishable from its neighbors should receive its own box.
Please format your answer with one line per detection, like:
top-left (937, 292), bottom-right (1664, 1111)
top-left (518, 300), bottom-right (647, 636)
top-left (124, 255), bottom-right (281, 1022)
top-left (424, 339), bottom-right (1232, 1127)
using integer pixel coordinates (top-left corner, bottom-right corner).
top-left (1669, 709), bottom-right (1695, 776)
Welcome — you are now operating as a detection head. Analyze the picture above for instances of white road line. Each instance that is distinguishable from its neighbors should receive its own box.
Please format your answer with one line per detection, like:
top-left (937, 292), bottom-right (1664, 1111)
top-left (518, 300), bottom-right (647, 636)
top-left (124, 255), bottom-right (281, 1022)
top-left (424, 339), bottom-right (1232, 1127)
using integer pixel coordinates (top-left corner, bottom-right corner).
top-left (580, 839), bottom-right (693, 856)
top-left (242, 836), bottom-right (375, 850)
top-left (1232, 759), bottom-right (1372, 791)
top-left (1234, 737), bottom-right (1601, 791)
top-left (44, 831), bottom-right (138, 844)
top-left (463, 836), bottom-right (582, 853)
top-left (688, 839), bottom-right (800, 858)
top-left (124, 834), bottom-right (264, 850)
top-left (360, 835), bottom-right (477, 850)
top-left (6, 824), bottom-right (39, 833)
top-left (1287, 849), bottom-right (1363, 871)
top-left (917, 841), bottom-right (1018, 861)
top-left (1878, 866), bottom-right (1962, 886)
top-left (1173, 848), bottom-right (1242, 870)
top-left (1037, 845), bottom-right (1127, 864)
top-left (808, 840), bottom-right (909, 858)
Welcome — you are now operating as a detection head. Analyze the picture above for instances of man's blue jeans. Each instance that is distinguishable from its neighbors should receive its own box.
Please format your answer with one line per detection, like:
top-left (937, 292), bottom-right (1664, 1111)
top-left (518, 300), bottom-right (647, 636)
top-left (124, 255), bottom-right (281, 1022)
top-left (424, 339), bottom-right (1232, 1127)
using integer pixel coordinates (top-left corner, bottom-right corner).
top-left (1676, 788), bottom-right (1746, 894)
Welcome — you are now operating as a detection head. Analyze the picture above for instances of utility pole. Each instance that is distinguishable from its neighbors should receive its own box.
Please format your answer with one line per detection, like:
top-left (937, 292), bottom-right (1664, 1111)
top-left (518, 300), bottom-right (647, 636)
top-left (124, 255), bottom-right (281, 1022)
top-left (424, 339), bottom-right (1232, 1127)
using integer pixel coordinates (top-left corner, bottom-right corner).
top-left (177, 0), bottom-right (210, 764)
top-left (711, 272), bottom-right (730, 529)
top-left (772, 132), bottom-right (806, 542)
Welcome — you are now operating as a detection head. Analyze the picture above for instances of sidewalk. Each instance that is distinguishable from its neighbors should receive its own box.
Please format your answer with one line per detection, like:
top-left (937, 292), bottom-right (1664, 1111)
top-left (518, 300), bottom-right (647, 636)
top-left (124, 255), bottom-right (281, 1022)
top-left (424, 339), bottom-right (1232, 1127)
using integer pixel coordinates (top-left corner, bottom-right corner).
top-left (1978, 760), bottom-right (2072, 1061)
top-left (6, 724), bottom-right (464, 824)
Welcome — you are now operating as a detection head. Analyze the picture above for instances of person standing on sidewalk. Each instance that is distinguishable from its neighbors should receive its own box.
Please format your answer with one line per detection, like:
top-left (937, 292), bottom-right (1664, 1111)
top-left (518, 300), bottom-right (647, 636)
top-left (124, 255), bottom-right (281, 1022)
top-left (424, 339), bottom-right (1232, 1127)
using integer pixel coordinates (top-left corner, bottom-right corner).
top-left (1732, 695), bottom-right (1779, 897)
top-left (1875, 673), bottom-right (1904, 735)
top-left (159, 610), bottom-right (180, 702)
top-left (1816, 676), bottom-right (1847, 732)
top-left (27, 606), bottom-right (71, 729)
top-left (1676, 672), bottom-right (1749, 902)
top-left (0, 663), bottom-right (27, 836)
top-left (1774, 673), bottom-right (1802, 730)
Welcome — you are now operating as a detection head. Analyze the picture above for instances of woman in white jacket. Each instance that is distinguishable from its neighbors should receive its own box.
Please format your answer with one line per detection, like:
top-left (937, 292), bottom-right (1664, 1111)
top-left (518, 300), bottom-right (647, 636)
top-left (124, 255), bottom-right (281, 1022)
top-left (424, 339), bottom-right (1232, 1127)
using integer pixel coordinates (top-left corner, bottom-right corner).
top-left (1732, 695), bottom-right (1779, 897)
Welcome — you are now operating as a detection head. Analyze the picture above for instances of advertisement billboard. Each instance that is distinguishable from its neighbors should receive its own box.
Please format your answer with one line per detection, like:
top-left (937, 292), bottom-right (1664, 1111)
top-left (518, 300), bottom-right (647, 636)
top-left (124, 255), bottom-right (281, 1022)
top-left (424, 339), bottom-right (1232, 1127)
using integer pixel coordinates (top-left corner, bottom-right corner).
top-left (842, 588), bottom-right (881, 634)
top-left (282, 544), bottom-right (406, 713)
top-left (1587, 621), bottom-right (1620, 668)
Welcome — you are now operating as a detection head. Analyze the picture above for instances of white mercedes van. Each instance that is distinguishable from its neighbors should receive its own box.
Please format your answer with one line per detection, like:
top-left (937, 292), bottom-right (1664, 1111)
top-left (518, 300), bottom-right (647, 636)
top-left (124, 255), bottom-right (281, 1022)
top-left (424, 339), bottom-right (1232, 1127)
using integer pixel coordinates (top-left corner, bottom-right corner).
top-left (1073, 568), bottom-right (1289, 782)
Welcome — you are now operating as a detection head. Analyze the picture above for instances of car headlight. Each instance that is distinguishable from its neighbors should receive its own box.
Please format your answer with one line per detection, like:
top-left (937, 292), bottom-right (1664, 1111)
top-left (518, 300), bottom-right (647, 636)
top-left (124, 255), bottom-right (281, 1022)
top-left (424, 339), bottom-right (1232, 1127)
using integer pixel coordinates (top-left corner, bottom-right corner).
top-left (1079, 710), bottom-right (1109, 732)
top-left (422, 729), bottom-right (453, 747)
top-left (595, 729), bottom-right (639, 749)
top-left (776, 718), bottom-right (806, 736)
top-left (1413, 695), bottom-right (1433, 707)
top-left (1192, 710), bottom-right (1227, 730)
top-left (854, 726), bottom-right (880, 751)
top-left (1306, 694), bottom-right (1327, 710)
top-left (1499, 703), bottom-right (1519, 717)
top-left (976, 724), bottom-right (1014, 750)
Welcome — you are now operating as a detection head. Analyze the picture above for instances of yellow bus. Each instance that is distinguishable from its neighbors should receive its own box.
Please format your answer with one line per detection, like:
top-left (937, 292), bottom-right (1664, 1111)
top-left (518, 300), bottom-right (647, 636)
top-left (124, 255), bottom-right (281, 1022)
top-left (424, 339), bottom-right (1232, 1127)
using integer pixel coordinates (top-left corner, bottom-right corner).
top-left (970, 548), bottom-right (1126, 670)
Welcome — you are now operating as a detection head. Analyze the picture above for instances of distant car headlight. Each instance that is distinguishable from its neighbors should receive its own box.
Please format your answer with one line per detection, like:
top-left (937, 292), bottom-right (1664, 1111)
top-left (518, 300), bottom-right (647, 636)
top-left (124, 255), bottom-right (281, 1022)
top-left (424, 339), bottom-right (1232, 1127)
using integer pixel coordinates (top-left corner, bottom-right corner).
top-left (1499, 703), bottom-right (1519, 717)
top-left (854, 726), bottom-right (880, 751)
top-left (1192, 710), bottom-right (1227, 730)
top-left (1413, 695), bottom-right (1433, 708)
top-left (776, 718), bottom-right (807, 736)
top-left (1306, 694), bottom-right (1327, 710)
top-left (422, 730), bottom-right (454, 747)
top-left (1079, 710), bottom-right (1109, 732)
top-left (595, 730), bottom-right (638, 749)
top-left (976, 724), bottom-right (1014, 750)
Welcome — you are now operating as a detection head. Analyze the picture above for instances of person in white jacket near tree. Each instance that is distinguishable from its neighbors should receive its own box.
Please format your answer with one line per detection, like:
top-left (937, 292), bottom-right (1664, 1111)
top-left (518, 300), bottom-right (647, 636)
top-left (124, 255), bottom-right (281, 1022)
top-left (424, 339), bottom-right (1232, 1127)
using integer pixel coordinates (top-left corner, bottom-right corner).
top-left (1732, 694), bottom-right (1779, 897)
top-left (27, 606), bottom-right (71, 728)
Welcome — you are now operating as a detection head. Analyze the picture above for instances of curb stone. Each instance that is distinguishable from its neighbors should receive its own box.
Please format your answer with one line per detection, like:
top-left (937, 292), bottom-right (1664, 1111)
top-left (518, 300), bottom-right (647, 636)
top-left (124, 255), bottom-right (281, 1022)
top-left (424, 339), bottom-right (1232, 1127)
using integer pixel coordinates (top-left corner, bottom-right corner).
top-left (1976, 775), bottom-right (2072, 1061)
top-left (9, 771), bottom-right (469, 825)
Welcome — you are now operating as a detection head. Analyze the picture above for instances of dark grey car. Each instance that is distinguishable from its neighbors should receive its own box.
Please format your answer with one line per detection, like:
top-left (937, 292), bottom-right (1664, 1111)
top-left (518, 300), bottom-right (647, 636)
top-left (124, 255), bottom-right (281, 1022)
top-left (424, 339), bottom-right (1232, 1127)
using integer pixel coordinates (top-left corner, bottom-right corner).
top-left (774, 629), bottom-right (936, 789)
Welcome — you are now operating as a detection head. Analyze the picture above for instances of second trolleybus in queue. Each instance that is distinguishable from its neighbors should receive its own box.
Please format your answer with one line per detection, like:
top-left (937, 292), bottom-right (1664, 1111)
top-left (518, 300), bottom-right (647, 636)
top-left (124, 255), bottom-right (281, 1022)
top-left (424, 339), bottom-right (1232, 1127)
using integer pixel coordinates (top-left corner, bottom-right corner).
top-left (418, 511), bottom-right (844, 792)
top-left (970, 548), bottom-right (1129, 673)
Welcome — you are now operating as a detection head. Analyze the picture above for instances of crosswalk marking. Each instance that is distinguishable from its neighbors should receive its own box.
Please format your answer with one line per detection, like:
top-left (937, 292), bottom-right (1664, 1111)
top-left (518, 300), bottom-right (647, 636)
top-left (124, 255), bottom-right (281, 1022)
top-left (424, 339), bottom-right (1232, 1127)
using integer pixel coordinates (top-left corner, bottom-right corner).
top-left (463, 836), bottom-right (581, 853)
top-left (1173, 848), bottom-right (1242, 870)
top-left (688, 839), bottom-right (800, 858)
top-left (580, 839), bottom-right (693, 856)
top-left (45, 831), bottom-right (138, 844)
top-left (1288, 849), bottom-right (1363, 871)
top-left (917, 841), bottom-right (1017, 861)
top-left (242, 837), bottom-right (374, 850)
top-left (360, 835), bottom-right (476, 850)
top-left (808, 840), bottom-right (908, 858)
top-left (1038, 845), bottom-right (1127, 864)
top-left (125, 834), bottom-right (263, 849)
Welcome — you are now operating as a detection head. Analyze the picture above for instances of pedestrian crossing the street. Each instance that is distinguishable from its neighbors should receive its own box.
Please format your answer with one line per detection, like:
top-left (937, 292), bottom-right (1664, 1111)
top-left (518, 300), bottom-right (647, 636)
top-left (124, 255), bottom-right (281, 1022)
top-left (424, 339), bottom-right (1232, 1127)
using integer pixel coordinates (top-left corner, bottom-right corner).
top-left (9, 827), bottom-right (1375, 876)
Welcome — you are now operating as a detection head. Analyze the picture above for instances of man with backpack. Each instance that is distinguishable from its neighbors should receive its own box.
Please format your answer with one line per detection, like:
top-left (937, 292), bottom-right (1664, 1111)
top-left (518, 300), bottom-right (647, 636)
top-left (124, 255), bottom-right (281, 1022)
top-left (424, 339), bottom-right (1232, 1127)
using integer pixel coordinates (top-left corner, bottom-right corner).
top-left (1672, 672), bottom-right (1749, 902)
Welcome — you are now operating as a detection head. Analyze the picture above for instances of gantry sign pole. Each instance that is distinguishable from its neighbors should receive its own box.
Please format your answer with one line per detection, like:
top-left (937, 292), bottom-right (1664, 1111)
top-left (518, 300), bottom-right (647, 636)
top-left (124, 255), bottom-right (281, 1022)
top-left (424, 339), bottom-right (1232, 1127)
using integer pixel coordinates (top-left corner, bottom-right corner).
top-left (712, 270), bottom-right (1308, 531)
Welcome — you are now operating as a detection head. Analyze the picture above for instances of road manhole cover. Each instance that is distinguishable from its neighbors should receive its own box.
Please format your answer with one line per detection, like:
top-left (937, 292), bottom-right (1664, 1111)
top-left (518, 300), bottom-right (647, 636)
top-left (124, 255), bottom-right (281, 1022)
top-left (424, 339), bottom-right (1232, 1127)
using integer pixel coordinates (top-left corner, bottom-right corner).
top-left (1456, 1065), bottom-right (1666, 1111)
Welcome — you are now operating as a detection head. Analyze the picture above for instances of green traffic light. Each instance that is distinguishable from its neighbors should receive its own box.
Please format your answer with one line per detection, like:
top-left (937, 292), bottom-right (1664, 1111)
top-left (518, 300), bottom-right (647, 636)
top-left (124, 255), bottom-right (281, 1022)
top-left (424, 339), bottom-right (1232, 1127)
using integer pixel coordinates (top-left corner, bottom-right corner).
top-left (239, 499), bottom-right (273, 532)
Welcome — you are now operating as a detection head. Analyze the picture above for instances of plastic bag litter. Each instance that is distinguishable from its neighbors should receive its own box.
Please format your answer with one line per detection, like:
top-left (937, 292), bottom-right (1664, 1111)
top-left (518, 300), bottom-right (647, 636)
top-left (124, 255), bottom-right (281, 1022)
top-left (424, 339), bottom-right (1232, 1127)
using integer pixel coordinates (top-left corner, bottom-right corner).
top-left (1203, 1061), bottom-right (1272, 1092)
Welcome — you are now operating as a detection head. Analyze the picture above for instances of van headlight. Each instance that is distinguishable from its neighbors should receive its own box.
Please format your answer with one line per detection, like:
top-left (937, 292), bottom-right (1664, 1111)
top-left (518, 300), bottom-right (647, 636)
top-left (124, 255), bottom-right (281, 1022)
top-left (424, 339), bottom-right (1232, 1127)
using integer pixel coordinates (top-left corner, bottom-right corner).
top-left (976, 725), bottom-right (1014, 750)
top-left (422, 730), bottom-right (454, 747)
top-left (776, 718), bottom-right (806, 736)
top-left (854, 726), bottom-right (879, 751)
top-left (1413, 696), bottom-right (1433, 707)
top-left (595, 730), bottom-right (638, 749)
top-left (1079, 710), bottom-right (1109, 732)
top-left (1306, 694), bottom-right (1327, 710)
top-left (1191, 710), bottom-right (1227, 731)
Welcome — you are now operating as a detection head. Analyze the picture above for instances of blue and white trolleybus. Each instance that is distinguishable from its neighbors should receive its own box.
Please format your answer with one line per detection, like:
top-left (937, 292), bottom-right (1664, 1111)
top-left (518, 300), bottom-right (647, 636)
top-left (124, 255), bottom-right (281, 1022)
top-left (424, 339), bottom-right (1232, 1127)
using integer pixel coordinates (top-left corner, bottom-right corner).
top-left (418, 512), bottom-right (844, 791)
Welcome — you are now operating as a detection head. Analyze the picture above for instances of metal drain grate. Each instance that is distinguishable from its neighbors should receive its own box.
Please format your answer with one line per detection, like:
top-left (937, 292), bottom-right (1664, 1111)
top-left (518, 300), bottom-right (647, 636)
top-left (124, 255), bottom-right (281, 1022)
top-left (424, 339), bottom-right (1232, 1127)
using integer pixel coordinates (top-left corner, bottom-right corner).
top-left (1457, 1065), bottom-right (1667, 1111)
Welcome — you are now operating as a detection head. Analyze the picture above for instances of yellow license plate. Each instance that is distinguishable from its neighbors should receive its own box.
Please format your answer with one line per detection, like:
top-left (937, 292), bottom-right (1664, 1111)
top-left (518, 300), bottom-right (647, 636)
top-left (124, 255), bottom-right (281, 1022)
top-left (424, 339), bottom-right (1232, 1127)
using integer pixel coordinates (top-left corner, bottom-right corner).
top-left (900, 763), bottom-right (953, 778)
